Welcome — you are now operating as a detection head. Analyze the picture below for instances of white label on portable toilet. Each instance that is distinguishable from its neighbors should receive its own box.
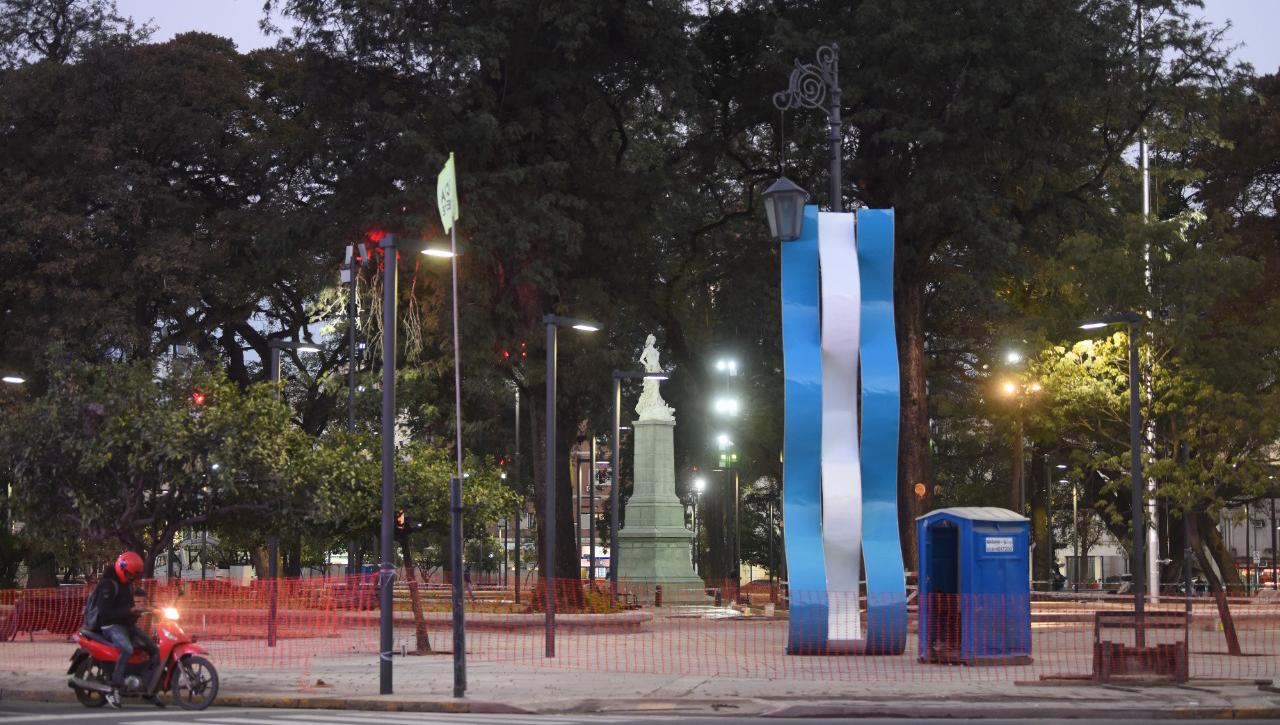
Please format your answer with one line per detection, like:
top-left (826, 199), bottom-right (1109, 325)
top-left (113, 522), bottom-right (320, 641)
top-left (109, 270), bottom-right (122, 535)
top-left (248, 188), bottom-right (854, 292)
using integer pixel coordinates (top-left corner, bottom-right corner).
top-left (985, 536), bottom-right (1014, 553)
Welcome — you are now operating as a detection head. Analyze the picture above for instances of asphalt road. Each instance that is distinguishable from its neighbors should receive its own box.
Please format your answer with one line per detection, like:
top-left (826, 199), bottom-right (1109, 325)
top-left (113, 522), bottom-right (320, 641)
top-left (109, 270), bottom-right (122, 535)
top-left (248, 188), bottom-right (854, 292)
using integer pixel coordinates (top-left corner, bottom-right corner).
top-left (0, 702), bottom-right (1277, 724)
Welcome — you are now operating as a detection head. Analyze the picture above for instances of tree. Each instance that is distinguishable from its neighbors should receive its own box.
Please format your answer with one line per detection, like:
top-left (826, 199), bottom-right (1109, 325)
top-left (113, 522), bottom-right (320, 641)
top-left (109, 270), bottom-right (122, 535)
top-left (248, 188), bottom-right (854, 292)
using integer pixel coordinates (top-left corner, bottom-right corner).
top-left (308, 431), bottom-right (516, 649)
top-left (0, 0), bottom-right (150, 68)
top-left (0, 359), bottom-right (304, 578)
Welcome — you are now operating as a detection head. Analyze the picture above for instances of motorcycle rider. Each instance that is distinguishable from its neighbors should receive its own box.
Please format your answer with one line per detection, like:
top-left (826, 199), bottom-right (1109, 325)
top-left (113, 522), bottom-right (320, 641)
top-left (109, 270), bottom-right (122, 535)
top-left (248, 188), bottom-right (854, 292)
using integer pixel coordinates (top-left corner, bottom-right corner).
top-left (83, 551), bottom-right (158, 708)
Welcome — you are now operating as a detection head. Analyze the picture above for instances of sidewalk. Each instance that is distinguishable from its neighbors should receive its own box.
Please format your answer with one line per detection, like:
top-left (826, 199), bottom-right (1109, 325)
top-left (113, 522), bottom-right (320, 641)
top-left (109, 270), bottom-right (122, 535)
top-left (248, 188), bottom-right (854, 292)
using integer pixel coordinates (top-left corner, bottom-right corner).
top-left (3, 654), bottom-right (1279, 719)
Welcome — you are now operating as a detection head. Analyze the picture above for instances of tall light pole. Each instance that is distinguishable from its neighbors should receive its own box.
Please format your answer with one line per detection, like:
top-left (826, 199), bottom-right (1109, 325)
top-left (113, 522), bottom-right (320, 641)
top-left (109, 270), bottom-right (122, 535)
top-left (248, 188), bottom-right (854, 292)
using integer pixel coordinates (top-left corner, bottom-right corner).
top-left (712, 358), bottom-right (741, 600)
top-left (611, 369), bottom-right (667, 599)
top-left (374, 233), bottom-right (454, 694)
top-left (588, 436), bottom-right (596, 584)
top-left (544, 314), bottom-right (601, 658)
top-left (1081, 311), bottom-right (1145, 646)
top-left (691, 477), bottom-right (706, 574)
top-left (513, 388), bottom-right (522, 605)
top-left (774, 44), bottom-right (841, 211)
top-left (998, 380), bottom-right (1042, 513)
top-left (342, 243), bottom-right (370, 576)
top-left (266, 339), bottom-right (320, 647)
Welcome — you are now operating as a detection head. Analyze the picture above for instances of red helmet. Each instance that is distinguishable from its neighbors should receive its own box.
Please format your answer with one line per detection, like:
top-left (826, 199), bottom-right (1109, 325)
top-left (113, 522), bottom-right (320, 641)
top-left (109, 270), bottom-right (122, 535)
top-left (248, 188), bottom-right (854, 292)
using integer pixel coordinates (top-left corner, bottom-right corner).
top-left (115, 551), bottom-right (143, 582)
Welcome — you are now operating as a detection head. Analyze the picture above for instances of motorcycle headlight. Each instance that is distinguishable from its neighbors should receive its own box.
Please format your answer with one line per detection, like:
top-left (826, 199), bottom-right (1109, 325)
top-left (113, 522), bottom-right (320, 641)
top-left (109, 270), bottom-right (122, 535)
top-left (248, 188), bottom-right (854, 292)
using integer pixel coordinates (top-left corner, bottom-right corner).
top-left (162, 607), bottom-right (180, 621)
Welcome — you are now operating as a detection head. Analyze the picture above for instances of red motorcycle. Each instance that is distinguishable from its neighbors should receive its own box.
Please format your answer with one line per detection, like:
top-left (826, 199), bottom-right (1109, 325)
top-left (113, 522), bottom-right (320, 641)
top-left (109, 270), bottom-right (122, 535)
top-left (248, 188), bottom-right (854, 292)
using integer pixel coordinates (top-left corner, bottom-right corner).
top-left (67, 606), bottom-right (219, 710)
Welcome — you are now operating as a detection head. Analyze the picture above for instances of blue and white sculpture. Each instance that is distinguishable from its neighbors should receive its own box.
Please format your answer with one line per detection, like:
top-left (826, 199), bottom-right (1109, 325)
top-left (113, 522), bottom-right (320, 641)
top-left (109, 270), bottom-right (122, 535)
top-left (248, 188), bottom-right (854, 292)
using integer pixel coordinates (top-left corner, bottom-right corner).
top-left (781, 204), bottom-right (907, 655)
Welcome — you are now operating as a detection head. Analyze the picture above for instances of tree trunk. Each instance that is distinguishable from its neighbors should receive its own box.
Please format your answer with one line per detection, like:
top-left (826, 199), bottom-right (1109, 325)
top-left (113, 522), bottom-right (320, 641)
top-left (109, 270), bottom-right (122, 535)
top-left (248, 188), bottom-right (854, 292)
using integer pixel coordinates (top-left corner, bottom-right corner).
top-left (284, 537), bottom-right (302, 578)
top-left (397, 533), bottom-right (432, 654)
top-left (530, 390), bottom-right (585, 611)
top-left (1193, 510), bottom-right (1243, 593)
top-left (1188, 512), bottom-right (1241, 655)
top-left (347, 542), bottom-right (362, 577)
top-left (250, 547), bottom-right (267, 581)
top-left (896, 278), bottom-right (931, 567)
top-left (23, 551), bottom-right (57, 588)
top-left (1029, 451), bottom-right (1052, 588)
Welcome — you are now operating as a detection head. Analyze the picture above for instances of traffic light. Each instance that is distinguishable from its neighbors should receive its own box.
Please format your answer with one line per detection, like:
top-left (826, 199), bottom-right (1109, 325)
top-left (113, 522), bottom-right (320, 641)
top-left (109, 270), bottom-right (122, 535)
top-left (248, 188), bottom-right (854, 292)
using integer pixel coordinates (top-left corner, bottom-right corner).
top-left (396, 509), bottom-right (405, 530)
top-left (191, 390), bottom-right (206, 406)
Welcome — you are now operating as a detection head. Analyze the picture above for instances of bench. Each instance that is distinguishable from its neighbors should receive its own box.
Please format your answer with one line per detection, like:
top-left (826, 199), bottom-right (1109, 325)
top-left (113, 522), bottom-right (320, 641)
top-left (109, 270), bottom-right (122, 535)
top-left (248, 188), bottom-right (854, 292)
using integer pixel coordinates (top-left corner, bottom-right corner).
top-left (1093, 610), bottom-right (1188, 683)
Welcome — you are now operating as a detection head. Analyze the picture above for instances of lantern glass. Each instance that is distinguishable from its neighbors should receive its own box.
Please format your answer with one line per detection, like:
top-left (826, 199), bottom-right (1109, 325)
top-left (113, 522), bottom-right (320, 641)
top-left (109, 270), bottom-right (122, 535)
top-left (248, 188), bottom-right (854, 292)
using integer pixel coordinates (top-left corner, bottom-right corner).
top-left (762, 176), bottom-right (809, 241)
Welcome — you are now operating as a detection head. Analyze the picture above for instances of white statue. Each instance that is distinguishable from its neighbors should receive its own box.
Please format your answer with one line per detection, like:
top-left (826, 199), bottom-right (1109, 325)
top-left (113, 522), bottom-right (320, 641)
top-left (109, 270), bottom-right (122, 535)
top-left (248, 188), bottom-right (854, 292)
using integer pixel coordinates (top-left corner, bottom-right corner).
top-left (636, 334), bottom-right (675, 422)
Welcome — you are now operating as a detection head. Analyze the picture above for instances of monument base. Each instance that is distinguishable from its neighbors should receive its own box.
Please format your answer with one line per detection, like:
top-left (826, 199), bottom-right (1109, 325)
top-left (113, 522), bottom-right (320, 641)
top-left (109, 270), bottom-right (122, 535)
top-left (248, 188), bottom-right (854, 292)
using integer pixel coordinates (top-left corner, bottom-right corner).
top-left (617, 418), bottom-right (707, 605)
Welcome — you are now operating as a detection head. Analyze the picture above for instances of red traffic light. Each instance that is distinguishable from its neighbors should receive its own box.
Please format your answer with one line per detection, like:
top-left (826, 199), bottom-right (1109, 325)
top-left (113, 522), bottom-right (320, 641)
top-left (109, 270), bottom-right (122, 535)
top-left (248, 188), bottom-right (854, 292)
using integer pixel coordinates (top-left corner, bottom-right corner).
top-left (191, 391), bottom-right (206, 406)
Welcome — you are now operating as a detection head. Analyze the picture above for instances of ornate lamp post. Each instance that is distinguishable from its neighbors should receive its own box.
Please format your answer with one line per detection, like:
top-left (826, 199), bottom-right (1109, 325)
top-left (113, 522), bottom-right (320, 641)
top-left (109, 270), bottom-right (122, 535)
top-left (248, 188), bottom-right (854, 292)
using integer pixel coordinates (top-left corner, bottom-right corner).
top-left (773, 44), bottom-right (842, 212)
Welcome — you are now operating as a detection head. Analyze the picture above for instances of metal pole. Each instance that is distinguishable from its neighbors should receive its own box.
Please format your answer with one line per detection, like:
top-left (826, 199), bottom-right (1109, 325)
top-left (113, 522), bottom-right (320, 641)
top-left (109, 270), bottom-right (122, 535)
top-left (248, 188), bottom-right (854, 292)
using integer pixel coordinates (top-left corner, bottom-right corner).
top-left (378, 233), bottom-right (398, 695)
top-left (1182, 443), bottom-right (1193, 611)
top-left (347, 250), bottom-right (360, 577)
top-left (589, 437), bottom-right (596, 584)
top-left (449, 476), bottom-right (466, 697)
top-left (1184, 511), bottom-right (1193, 613)
top-left (692, 494), bottom-right (699, 573)
top-left (1129, 321), bottom-right (1146, 649)
top-left (267, 346), bottom-right (280, 648)
top-left (544, 321), bottom-right (557, 658)
top-left (733, 467), bottom-right (741, 603)
top-left (501, 520), bottom-right (508, 589)
top-left (1271, 498), bottom-right (1277, 593)
top-left (610, 376), bottom-right (622, 599)
top-left (348, 255), bottom-right (358, 434)
top-left (514, 389), bottom-right (522, 605)
top-left (1011, 418), bottom-right (1025, 513)
top-left (827, 47), bottom-right (842, 213)
top-left (1246, 502), bottom-right (1252, 595)
top-left (447, 223), bottom-right (466, 697)
top-left (1073, 482), bottom-right (1080, 593)
top-left (768, 500), bottom-right (775, 601)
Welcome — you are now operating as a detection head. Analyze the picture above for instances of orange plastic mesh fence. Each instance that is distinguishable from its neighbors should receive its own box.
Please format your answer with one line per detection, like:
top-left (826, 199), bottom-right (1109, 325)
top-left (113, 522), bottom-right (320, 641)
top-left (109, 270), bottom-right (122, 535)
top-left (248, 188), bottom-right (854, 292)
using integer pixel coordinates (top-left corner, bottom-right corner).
top-left (1, 576), bottom-right (1275, 682)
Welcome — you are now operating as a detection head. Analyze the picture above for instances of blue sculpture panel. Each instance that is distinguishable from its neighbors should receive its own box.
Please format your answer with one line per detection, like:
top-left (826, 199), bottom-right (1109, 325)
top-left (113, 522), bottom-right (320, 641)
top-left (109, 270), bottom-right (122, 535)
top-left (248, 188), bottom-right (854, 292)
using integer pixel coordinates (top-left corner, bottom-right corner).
top-left (781, 204), bottom-right (827, 653)
top-left (856, 208), bottom-right (907, 654)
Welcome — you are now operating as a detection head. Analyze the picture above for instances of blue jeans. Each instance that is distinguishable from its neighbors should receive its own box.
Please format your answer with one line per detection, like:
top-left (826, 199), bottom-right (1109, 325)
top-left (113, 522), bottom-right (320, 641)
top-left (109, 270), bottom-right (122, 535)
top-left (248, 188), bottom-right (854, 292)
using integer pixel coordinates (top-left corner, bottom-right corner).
top-left (100, 624), bottom-right (157, 689)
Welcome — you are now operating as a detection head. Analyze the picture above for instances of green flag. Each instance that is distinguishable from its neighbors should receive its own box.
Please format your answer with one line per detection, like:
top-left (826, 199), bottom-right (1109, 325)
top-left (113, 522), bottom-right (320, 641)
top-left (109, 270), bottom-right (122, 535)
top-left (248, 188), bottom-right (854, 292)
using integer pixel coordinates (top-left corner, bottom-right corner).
top-left (437, 152), bottom-right (459, 233)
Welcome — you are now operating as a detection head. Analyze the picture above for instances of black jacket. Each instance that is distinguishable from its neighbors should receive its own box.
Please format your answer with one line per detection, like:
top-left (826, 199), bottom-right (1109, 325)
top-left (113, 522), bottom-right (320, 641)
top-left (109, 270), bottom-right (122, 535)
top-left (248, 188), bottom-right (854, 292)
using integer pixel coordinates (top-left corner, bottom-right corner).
top-left (83, 566), bottom-right (137, 631)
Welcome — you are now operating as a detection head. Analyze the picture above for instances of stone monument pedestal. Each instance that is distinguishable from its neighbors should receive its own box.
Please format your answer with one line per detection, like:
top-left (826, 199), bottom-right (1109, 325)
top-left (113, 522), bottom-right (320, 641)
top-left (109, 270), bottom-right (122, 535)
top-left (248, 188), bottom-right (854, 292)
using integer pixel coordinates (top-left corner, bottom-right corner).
top-left (617, 419), bottom-right (707, 604)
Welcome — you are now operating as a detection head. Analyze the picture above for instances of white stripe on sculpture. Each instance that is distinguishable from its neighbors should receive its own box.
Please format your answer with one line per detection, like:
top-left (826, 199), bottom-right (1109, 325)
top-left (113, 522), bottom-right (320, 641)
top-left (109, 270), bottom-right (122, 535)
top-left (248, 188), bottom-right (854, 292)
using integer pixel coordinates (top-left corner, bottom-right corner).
top-left (818, 211), bottom-right (862, 642)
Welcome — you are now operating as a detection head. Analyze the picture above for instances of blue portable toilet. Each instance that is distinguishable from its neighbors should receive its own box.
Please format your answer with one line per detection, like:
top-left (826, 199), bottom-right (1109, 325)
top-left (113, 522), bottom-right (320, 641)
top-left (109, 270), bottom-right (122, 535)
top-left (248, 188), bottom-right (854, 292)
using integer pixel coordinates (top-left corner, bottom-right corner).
top-left (917, 507), bottom-right (1032, 665)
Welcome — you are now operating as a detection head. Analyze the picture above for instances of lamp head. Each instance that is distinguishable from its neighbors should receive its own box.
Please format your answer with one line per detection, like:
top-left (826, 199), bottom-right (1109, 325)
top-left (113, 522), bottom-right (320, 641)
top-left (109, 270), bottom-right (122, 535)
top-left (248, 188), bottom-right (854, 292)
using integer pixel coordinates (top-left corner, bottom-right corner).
top-left (763, 176), bottom-right (809, 242)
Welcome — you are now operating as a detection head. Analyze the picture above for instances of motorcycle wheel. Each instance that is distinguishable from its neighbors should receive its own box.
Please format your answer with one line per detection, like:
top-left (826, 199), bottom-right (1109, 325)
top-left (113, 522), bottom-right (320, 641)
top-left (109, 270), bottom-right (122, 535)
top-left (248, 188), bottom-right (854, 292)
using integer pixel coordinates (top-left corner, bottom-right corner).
top-left (70, 659), bottom-right (108, 708)
top-left (170, 655), bottom-right (218, 711)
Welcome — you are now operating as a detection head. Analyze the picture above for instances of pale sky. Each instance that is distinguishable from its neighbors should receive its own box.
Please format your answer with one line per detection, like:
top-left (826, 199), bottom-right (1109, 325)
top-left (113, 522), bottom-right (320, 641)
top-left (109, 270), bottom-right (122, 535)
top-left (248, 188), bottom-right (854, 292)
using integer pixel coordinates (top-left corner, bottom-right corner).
top-left (117, 0), bottom-right (1280, 74)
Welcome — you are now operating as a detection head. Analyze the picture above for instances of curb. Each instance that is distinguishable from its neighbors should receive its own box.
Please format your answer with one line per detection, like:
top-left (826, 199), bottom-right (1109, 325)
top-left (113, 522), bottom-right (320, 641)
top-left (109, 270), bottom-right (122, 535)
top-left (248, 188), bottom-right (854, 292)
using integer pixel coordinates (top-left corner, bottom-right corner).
top-left (760, 703), bottom-right (1280, 720)
top-left (0, 688), bottom-right (531, 715)
top-left (5, 686), bottom-right (1278, 719)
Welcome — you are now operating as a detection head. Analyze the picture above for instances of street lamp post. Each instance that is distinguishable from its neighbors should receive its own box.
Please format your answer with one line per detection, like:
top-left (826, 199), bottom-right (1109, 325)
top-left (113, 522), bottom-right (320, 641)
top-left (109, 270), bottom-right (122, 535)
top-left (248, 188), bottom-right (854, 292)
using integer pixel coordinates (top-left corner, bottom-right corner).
top-left (692, 477), bottom-right (706, 574)
top-left (773, 44), bottom-right (842, 211)
top-left (588, 437), bottom-right (596, 584)
top-left (266, 340), bottom-right (319, 648)
top-left (611, 369), bottom-right (668, 600)
top-left (998, 380), bottom-right (1042, 513)
top-left (376, 233), bottom-right (398, 694)
top-left (1081, 311), bottom-right (1145, 646)
top-left (513, 388), bottom-right (522, 605)
top-left (342, 243), bottom-right (371, 577)
top-left (544, 314), bottom-right (601, 658)
top-left (372, 233), bottom-right (455, 694)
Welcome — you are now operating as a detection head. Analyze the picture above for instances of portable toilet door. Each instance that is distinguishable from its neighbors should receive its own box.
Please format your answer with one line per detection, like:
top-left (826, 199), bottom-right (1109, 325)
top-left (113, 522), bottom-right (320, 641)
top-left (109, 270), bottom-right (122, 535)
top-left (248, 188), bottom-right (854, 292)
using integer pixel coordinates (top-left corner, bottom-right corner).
top-left (919, 519), bottom-right (961, 663)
